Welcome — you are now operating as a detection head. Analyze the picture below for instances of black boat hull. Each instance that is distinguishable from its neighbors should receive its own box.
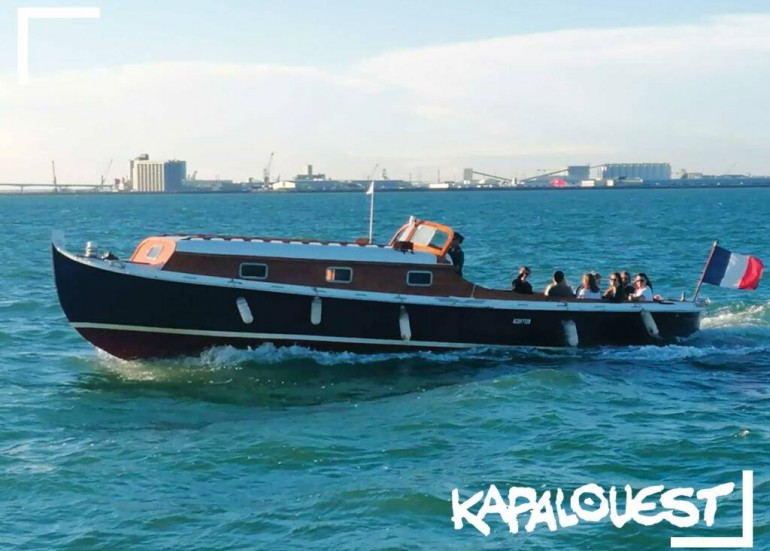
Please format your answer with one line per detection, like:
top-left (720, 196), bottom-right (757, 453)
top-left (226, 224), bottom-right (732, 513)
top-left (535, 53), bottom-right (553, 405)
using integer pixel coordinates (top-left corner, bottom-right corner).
top-left (53, 245), bottom-right (703, 360)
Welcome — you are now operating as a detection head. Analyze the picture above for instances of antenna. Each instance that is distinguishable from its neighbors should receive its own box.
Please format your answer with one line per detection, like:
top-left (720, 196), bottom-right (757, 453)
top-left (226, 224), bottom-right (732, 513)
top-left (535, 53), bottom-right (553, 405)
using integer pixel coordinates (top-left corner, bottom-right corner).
top-left (367, 163), bottom-right (379, 243)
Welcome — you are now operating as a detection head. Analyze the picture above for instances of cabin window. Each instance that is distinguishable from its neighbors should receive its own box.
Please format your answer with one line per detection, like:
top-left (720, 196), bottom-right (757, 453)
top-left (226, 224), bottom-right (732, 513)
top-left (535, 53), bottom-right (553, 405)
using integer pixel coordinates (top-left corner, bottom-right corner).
top-left (411, 225), bottom-right (436, 246)
top-left (326, 267), bottom-right (353, 283)
top-left (428, 230), bottom-right (449, 250)
top-left (240, 263), bottom-right (269, 280)
top-left (407, 271), bottom-right (433, 287)
top-left (411, 225), bottom-right (449, 250)
top-left (395, 225), bottom-right (413, 243)
top-left (147, 245), bottom-right (163, 260)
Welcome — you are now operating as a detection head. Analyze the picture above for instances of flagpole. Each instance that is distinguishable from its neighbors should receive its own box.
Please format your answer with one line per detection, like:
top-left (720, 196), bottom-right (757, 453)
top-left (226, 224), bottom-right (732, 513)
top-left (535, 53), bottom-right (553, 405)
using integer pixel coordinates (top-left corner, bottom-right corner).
top-left (693, 240), bottom-right (718, 302)
top-left (367, 163), bottom-right (378, 244)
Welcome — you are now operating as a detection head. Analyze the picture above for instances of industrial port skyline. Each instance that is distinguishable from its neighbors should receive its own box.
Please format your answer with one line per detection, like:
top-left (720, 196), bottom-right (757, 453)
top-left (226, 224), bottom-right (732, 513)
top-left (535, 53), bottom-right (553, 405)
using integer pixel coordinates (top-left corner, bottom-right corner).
top-left (2, 156), bottom-right (769, 194)
top-left (3, 4), bottom-right (770, 191)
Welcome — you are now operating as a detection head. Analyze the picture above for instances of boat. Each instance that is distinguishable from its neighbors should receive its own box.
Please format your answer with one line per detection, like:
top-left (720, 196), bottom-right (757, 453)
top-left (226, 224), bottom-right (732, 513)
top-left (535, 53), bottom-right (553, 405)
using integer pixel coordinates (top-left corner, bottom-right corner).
top-left (52, 218), bottom-right (704, 360)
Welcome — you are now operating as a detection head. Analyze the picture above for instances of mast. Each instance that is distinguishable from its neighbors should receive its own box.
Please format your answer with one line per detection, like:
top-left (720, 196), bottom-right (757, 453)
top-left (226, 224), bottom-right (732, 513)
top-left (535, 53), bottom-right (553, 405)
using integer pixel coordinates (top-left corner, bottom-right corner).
top-left (692, 240), bottom-right (718, 301)
top-left (367, 163), bottom-right (378, 243)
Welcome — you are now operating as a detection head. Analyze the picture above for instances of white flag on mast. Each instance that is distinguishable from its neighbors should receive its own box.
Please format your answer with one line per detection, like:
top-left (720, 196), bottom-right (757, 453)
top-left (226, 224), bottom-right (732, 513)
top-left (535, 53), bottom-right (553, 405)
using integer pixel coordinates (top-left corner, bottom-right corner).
top-left (367, 164), bottom-right (378, 242)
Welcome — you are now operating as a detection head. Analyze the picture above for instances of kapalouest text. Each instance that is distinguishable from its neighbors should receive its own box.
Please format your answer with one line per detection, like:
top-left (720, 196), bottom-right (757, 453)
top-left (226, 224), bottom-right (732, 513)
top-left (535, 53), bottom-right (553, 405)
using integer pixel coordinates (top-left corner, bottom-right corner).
top-left (451, 482), bottom-right (735, 536)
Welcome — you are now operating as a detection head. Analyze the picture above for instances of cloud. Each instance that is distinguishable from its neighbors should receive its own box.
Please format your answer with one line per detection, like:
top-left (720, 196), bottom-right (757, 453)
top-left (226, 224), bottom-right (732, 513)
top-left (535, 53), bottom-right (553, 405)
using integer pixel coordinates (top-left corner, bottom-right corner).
top-left (355, 14), bottom-right (770, 160)
top-left (2, 13), bottom-right (770, 184)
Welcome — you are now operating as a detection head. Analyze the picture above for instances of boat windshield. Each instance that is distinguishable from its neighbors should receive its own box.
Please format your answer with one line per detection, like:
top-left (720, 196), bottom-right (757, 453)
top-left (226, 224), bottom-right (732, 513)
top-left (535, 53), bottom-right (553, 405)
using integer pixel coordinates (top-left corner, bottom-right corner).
top-left (389, 218), bottom-right (455, 257)
top-left (412, 225), bottom-right (449, 250)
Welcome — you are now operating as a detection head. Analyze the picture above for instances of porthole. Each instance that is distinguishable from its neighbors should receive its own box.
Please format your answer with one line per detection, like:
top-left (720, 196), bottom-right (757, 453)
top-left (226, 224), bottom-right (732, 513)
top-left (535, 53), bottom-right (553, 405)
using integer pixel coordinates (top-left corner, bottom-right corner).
top-left (326, 267), bottom-right (353, 283)
top-left (407, 271), bottom-right (433, 287)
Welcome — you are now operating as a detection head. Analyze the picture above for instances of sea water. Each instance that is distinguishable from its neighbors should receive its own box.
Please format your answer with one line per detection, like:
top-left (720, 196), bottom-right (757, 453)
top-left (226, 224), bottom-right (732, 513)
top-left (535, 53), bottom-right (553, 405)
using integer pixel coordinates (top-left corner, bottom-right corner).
top-left (0, 189), bottom-right (768, 550)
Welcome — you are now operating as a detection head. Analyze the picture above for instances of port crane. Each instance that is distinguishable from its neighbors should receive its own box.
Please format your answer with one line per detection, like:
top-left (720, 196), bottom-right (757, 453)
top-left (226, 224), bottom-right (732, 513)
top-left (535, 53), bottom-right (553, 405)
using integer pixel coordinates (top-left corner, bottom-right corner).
top-left (52, 161), bottom-right (58, 193)
top-left (99, 159), bottom-right (113, 189)
top-left (263, 152), bottom-right (274, 185)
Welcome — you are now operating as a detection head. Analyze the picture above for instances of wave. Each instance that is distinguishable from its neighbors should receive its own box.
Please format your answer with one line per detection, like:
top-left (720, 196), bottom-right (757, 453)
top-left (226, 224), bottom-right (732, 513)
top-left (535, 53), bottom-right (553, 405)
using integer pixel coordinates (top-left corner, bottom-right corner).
top-left (592, 342), bottom-right (770, 363)
top-left (86, 341), bottom-right (574, 374)
top-left (196, 343), bottom-right (486, 368)
top-left (701, 300), bottom-right (770, 329)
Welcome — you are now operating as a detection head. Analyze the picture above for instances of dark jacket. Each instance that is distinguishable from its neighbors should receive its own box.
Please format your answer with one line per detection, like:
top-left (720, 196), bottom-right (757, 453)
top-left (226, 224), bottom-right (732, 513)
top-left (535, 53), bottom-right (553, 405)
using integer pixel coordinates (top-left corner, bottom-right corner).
top-left (603, 286), bottom-right (626, 302)
top-left (512, 278), bottom-right (533, 294)
top-left (448, 246), bottom-right (464, 276)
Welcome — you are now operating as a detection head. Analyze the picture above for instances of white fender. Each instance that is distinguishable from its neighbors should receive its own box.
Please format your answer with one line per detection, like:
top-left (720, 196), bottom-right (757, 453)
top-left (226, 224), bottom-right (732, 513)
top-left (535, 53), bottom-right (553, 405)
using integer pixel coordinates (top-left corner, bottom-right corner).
top-left (399, 305), bottom-right (412, 341)
top-left (236, 297), bottom-right (254, 324)
top-left (310, 296), bottom-right (322, 325)
top-left (640, 309), bottom-right (660, 338)
top-left (562, 319), bottom-right (579, 347)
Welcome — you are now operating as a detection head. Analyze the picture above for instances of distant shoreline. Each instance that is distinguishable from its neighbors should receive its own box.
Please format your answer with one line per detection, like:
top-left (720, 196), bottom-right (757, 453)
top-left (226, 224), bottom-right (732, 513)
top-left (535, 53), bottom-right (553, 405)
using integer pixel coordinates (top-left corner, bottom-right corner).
top-left (1, 182), bottom-right (769, 196)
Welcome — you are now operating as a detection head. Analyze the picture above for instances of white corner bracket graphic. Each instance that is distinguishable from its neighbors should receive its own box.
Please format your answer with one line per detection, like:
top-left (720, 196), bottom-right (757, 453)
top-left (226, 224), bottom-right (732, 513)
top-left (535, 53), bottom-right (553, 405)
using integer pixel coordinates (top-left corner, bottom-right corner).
top-left (17, 7), bottom-right (101, 85)
top-left (670, 470), bottom-right (753, 549)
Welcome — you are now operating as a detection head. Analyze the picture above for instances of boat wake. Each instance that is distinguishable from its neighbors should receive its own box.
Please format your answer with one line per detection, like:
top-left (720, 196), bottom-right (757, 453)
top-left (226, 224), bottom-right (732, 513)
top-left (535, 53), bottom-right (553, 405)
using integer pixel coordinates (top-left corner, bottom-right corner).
top-left (72, 300), bottom-right (770, 405)
top-left (196, 343), bottom-right (492, 368)
top-left (79, 344), bottom-right (502, 407)
top-left (701, 300), bottom-right (770, 329)
top-left (85, 299), bottom-right (770, 374)
top-left (590, 300), bottom-right (770, 364)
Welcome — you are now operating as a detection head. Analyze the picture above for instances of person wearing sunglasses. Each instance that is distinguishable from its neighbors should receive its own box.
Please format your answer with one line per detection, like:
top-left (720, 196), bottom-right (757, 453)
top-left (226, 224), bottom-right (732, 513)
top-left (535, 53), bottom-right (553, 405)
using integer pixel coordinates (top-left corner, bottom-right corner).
top-left (511, 266), bottom-right (533, 294)
top-left (629, 272), bottom-right (654, 302)
top-left (602, 272), bottom-right (626, 302)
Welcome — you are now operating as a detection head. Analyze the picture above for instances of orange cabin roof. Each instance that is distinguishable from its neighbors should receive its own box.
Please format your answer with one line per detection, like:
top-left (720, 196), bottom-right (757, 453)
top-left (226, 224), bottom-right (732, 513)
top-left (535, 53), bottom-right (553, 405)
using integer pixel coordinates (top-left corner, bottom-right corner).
top-left (130, 237), bottom-right (177, 266)
top-left (388, 219), bottom-right (456, 259)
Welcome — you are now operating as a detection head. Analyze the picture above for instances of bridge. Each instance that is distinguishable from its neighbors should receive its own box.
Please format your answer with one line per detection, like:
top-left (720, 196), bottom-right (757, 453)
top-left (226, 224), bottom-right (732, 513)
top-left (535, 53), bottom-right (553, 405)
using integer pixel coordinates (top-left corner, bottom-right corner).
top-left (0, 183), bottom-right (112, 193)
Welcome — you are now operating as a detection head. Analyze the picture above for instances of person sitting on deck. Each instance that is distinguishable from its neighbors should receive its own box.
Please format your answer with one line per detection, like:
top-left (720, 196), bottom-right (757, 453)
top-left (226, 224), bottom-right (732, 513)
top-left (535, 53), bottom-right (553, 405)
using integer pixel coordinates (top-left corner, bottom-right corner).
top-left (576, 273), bottom-right (602, 299)
top-left (544, 270), bottom-right (574, 298)
top-left (629, 273), bottom-right (654, 302)
top-left (603, 272), bottom-right (626, 302)
top-left (447, 232), bottom-right (465, 277)
top-left (511, 266), bottom-right (533, 294)
top-left (621, 271), bottom-right (634, 297)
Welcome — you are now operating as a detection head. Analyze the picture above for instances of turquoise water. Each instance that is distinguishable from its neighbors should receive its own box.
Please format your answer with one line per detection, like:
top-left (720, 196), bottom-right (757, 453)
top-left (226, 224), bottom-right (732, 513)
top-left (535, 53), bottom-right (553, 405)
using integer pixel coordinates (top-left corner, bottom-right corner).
top-left (1, 189), bottom-right (768, 550)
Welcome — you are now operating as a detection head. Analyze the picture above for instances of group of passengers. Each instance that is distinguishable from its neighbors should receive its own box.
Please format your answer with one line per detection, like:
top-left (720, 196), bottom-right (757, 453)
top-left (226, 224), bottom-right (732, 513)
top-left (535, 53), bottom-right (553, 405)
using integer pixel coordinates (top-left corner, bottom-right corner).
top-left (511, 267), bottom-right (656, 302)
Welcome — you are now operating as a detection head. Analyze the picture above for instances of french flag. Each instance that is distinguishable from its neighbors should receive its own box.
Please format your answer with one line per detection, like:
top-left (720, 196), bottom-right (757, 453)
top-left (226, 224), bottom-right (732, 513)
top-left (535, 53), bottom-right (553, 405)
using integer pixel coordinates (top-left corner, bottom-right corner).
top-left (703, 245), bottom-right (764, 290)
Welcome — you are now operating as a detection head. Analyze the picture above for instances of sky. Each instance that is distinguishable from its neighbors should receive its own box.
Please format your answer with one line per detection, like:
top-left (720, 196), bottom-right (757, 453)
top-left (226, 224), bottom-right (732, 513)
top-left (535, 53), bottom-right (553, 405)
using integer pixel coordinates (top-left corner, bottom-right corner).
top-left (1, 0), bottom-right (770, 184)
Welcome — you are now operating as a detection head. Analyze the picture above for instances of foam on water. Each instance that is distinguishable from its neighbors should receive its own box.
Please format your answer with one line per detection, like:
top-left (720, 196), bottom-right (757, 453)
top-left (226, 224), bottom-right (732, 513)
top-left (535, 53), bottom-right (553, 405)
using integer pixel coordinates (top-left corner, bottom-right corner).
top-left (593, 342), bottom-right (769, 362)
top-left (198, 343), bottom-right (486, 367)
top-left (701, 300), bottom-right (770, 328)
